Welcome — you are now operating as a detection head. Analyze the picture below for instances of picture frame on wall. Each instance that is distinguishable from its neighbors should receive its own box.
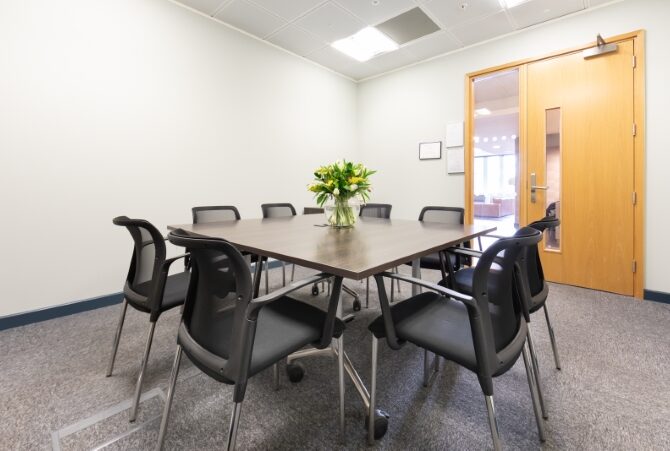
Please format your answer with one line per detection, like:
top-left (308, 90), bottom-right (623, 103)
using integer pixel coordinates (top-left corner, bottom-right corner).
top-left (419, 141), bottom-right (442, 160)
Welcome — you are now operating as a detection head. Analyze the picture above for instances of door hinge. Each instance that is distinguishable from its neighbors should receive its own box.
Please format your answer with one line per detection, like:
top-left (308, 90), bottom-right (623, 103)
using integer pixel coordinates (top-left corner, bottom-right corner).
top-left (632, 55), bottom-right (637, 68)
top-left (632, 260), bottom-right (637, 273)
top-left (632, 123), bottom-right (637, 136)
top-left (632, 191), bottom-right (637, 205)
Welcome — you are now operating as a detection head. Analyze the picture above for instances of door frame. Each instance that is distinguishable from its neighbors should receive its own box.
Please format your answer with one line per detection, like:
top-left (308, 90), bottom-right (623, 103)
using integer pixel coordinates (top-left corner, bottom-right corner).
top-left (463, 30), bottom-right (645, 298)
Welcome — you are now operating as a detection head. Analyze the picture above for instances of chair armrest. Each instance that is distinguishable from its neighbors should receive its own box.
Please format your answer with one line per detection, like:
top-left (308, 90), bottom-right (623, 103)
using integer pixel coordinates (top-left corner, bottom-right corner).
top-left (447, 247), bottom-right (484, 259)
top-left (380, 272), bottom-right (478, 310)
top-left (149, 253), bottom-right (189, 320)
top-left (246, 273), bottom-right (332, 319)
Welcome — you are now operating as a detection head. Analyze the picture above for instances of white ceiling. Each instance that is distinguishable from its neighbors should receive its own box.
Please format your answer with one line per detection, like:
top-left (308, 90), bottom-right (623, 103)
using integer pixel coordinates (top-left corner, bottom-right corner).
top-left (175, 0), bottom-right (612, 81)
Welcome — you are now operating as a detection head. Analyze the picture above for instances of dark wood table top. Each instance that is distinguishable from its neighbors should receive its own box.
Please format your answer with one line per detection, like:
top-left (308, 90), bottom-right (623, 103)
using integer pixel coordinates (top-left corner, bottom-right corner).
top-left (168, 216), bottom-right (495, 280)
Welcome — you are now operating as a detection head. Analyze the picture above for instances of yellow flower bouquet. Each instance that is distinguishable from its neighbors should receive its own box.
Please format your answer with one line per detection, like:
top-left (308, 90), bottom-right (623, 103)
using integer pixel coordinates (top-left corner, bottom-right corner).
top-left (308, 160), bottom-right (376, 227)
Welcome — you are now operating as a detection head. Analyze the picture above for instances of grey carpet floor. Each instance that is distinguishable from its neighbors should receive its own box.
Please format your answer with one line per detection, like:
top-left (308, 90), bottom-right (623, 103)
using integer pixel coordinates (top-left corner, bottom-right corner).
top-left (1, 265), bottom-right (669, 450)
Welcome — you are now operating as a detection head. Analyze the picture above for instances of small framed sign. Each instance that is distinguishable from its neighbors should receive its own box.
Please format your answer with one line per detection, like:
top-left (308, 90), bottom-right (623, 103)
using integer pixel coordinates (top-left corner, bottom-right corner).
top-left (419, 141), bottom-right (442, 160)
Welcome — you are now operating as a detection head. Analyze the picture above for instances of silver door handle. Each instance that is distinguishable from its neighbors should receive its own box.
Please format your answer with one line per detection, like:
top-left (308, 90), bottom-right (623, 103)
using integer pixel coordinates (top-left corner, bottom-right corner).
top-left (530, 173), bottom-right (549, 203)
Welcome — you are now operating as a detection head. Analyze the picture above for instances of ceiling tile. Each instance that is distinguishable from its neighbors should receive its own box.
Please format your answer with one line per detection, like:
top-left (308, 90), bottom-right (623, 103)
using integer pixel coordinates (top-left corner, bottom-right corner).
top-left (368, 48), bottom-right (418, 72)
top-left (450, 10), bottom-right (515, 46)
top-left (403, 30), bottom-right (462, 60)
top-left (248, 0), bottom-right (324, 21)
top-left (177, 0), bottom-right (230, 16)
top-left (334, 0), bottom-right (416, 25)
top-left (267, 25), bottom-right (326, 57)
top-left (295, 2), bottom-right (365, 43)
top-left (308, 45), bottom-right (361, 72)
top-left (508, 0), bottom-right (585, 29)
top-left (422, 0), bottom-right (503, 29)
top-left (215, 0), bottom-right (287, 39)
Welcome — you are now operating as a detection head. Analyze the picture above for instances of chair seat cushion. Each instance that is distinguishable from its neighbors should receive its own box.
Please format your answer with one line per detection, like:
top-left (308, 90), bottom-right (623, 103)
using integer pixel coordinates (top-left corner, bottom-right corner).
top-left (181, 296), bottom-right (345, 383)
top-left (403, 252), bottom-right (461, 271)
top-left (125, 271), bottom-right (189, 313)
top-left (368, 292), bottom-right (477, 372)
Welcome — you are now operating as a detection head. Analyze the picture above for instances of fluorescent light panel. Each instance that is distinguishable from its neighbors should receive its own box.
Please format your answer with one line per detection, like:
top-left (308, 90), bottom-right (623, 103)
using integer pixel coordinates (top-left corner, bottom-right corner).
top-left (498, 0), bottom-right (528, 8)
top-left (475, 108), bottom-right (491, 116)
top-left (331, 27), bottom-right (399, 62)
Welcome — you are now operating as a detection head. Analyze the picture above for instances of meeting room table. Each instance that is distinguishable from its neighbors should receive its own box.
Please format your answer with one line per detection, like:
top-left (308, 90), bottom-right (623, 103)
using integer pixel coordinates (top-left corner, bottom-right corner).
top-left (167, 214), bottom-right (495, 436)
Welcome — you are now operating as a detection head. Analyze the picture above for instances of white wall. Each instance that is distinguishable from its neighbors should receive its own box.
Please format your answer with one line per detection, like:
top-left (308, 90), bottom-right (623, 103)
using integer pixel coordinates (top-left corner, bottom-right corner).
top-left (0, 0), bottom-right (357, 316)
top-left (357, 0), bottom-right (670, 294)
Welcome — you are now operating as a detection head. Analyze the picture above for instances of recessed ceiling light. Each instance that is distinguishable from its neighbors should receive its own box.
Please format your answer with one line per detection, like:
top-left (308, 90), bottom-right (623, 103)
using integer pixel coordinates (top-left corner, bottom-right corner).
top-left (511, 134), bottom-right (517, 140)
top-left (492, 136), bottom-right (498, 142)
top-left (483, 137), bottom-right (489, 143)
top-left (498, 0), bottom-right (528, 8)
top-left (493, 145), bottom-right (501, 149)
top-left (474, 136), bottom-right (480, 143)
top-left (475, 108), bottom-right (491, 116)
top-left (331, 27), bottom-right (399, 62)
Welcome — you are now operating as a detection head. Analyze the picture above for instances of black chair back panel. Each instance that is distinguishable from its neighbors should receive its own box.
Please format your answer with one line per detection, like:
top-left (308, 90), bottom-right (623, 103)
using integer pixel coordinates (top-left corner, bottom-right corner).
top-left (526, 217), bottom-right (560, 296)
top-left (168, 231), bottom-right (254, 383)
top-left (192, 206), bottom-right (241, 224)
top-left (360, 203), bottom-right (392, 218)
top-left (471, 227), bottom-right (542, 357)
top-left (261, 203), bottom-right (297, 218)
top-left (113, 217), bottom-right (167, 296)
top-left (419, 206), bottom-right (464, 225)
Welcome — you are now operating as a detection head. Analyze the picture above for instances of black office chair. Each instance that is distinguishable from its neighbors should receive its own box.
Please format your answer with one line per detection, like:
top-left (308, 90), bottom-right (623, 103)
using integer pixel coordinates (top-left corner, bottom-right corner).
top-left (261, 203), bottom-right (297, 292)
top-left (444, 216), bottom-right (562, 420)
top-left (404, 207), bottom-right (468, 283)
top-left (359, 203), bottom-right (398, 306)
top-left (108, 217), bottom-right (189, 423)
top-left (156, 230), bottom-right (346, 450)
top-left (359, 203), bottom-right (392, 219)
top-left (192, 205), bottom-right (262, 269)
top-left (526, 216), bottom-right (561, 370)
top-left (366, 227), bottom-right (545, 450)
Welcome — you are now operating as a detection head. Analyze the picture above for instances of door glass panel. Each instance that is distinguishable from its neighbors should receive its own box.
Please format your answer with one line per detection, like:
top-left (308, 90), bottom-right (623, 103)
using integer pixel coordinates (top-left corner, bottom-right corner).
top-left (472, 69), bottom-right (519, 248)
top-left (545, 108), bottom-right (561, 250)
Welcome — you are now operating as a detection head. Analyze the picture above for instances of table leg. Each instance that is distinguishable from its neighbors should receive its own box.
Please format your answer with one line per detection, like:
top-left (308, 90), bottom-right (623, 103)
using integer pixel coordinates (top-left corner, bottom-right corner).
top-left (412, 258), bottom-right (421, 296)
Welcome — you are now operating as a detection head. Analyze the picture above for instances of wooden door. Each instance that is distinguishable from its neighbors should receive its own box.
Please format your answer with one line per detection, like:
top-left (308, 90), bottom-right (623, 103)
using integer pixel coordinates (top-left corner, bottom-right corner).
top-left (526, 39), bottom-right (636, 295)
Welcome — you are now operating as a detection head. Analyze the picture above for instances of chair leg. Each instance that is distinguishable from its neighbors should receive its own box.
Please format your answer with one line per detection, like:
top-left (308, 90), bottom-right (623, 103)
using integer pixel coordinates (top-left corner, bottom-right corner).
top-left (106, 299), bottom-right (128, 377)
top-left (522, 341), bottom-right (547, 442)
top-left (526, 324), bottom-right (548, 419)
top-left (337, 336), bottom-right (345, 440)
top-left (291, 263), bottom-right (295, 282)
top-left (129, 321), bottom-right (156, 423)
top-left (366, 278), bottom-right (370, 309)
top-left (273, 363), bottom-right (280, 391)
top-left (281, 261), bottom-right (286, 287)
top-left (226, 401), bottom-right (243, 451)
top-left (156, 345), bottom-right (182, 451)
top-left (264, 259), bottom-right (269, 295)
top-left (485, 395), bottom-right (502, 451)
top-left (543, 304), bottom-right (562, 370)
top-left (368, 336), bottom-right (379, 445)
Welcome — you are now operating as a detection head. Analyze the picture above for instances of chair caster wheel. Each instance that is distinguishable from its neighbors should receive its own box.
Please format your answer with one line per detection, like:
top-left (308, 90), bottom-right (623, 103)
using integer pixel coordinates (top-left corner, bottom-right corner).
top-left (353, 299), bottom-right (361, 312)
top-left (311, 285), bottom-right (319, 296)
top-left (286, 362), bottom-right (305, 383)
top-left (365, 409), bottom-right (390, 440)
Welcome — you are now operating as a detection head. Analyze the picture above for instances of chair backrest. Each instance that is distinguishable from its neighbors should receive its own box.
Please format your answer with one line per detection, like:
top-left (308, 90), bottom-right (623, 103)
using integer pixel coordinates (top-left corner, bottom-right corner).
top-left (525, 216), bottom-right (561, 296)
top-left (470, 227), bottom-right (542, 374)
top-left (418, 206), bottom-right (464, 225)
top-left (113, 216), bottom-right (166, 301)
top-left (192, 206), bottom-right (241, 224)
top-left (261, 203), bottom-right (297, 218)
top-left (360, 203), bottom-right (392, 219)
top-left (168, 230), bottom-right (254, 386)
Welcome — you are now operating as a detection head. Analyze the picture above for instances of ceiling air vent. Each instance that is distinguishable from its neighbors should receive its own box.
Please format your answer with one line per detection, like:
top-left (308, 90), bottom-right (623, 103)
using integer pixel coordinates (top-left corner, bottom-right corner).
top-left (375, 7), bottom-right (440, 45)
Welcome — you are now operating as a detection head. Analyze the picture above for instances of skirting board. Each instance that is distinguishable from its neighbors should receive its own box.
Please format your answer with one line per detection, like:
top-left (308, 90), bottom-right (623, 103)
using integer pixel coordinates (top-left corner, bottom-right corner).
top-left (643, 289), bottom-right (670, 305)
top-left (0, 260), bottom-right (286, 331)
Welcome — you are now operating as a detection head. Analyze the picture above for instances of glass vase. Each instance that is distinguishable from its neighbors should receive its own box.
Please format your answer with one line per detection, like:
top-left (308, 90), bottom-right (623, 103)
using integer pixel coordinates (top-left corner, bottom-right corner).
top-left (324, 197), bottom-right (360, 228)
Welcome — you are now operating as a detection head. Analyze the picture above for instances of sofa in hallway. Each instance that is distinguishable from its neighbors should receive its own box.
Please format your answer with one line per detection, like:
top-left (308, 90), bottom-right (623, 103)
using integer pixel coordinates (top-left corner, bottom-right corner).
top-left (474, 196), bottom-right (515, 218)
